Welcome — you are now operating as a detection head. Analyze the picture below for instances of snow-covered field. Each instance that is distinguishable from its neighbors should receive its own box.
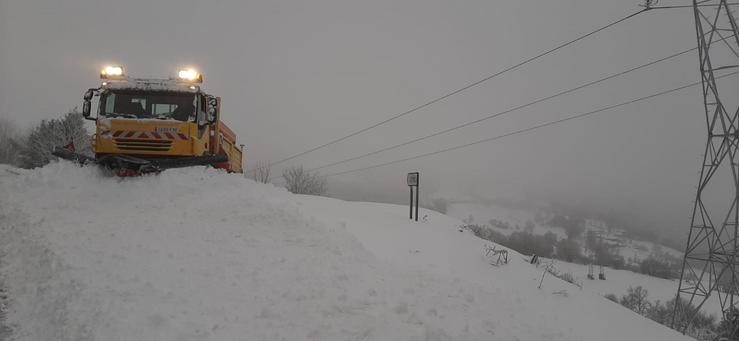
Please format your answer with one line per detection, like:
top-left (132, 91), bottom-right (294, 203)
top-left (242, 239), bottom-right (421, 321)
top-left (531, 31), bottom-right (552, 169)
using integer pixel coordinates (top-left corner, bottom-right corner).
top-left (0, 162), bottom-right (693, 340)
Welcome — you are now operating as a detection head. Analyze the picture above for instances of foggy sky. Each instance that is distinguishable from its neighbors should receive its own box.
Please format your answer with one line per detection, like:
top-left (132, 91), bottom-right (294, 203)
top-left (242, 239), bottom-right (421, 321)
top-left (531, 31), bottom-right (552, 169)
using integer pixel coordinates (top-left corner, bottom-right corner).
top-left (2, 0), bottom-right (736, 245)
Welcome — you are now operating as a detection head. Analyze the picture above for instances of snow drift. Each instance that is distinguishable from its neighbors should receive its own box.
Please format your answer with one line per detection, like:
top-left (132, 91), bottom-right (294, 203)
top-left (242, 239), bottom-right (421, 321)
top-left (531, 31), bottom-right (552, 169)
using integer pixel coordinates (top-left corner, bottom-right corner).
top-left (0, 162), bottom-right (693, 340)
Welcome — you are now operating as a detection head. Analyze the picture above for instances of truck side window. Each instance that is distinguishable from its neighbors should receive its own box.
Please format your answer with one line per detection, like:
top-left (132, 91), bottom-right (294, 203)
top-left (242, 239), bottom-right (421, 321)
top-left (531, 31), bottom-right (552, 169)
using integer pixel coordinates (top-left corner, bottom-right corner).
top-left (105, 93), bottom-right (116, 114)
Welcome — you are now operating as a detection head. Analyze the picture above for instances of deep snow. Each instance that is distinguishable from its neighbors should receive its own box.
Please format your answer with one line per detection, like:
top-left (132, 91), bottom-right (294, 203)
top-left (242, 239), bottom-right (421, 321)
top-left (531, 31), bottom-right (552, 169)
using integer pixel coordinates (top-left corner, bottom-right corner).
top-left (0, 162), bottom-right (694, 340)
top-left (446, 201), bottom-right (727, 318)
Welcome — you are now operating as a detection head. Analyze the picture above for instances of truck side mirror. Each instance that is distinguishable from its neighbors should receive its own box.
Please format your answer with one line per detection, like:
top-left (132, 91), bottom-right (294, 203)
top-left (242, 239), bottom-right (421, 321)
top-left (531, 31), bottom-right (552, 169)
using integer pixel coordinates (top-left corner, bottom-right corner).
top-left (82, 89), bottom-right (96, 121)
top-left (206, 96), bottom-right (218, 124)
top-left (82, 101), bottom-right (92, 117)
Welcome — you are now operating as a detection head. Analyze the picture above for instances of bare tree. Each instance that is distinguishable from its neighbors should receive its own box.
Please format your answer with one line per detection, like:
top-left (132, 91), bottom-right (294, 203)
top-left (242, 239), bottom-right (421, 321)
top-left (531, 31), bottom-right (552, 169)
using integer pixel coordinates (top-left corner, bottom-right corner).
top-left (19, 111), bottom-right (90, 169)
top-left (252, 161), bottom-right (272, 184)
top-left (282, 165), bottom-right (327, 195)
top-left (620, 286), bottom-right (651, 315)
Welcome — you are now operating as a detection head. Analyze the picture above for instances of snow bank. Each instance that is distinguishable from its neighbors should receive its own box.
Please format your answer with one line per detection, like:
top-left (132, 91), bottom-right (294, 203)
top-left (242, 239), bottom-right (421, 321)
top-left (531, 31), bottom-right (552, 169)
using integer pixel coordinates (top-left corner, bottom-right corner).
top-left (0, 162), bottom-right (693, 340)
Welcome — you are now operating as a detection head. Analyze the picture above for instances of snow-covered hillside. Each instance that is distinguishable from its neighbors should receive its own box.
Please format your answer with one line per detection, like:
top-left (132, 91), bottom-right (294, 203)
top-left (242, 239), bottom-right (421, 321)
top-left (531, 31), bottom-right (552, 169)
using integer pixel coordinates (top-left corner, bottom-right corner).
top-left (445, 201), bottom-right (721, 316)
top-left (0, 162), bottom-right (693, 340)
top-left (549, 259), bottom-right (723, 319)
top-left (447, 202), bottom-right (683, 264)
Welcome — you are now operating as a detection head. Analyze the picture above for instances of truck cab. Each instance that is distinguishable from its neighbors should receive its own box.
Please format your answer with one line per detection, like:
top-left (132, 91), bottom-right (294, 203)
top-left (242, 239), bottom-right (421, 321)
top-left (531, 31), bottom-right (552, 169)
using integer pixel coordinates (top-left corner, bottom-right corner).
top-left (80, 66), bottom-right (243, 174)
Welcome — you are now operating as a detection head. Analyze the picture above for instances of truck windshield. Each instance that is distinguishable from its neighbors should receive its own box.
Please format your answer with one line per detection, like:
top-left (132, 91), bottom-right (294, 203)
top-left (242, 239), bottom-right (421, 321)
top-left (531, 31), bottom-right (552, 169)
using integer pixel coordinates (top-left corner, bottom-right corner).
top-left (101, 91), bottom-right (196, 121)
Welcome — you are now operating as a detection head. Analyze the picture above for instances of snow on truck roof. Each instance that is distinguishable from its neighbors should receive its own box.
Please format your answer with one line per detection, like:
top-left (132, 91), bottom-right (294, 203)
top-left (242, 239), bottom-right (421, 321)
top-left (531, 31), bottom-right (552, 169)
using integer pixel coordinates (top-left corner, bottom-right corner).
top-left (102, 77), bottom-right (201, 93)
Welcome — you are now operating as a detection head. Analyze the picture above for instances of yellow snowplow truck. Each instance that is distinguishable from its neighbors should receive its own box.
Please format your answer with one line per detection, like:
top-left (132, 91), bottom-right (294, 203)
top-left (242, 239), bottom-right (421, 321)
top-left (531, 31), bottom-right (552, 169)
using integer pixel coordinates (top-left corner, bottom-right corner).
top-left (54, 66), bottom-right (243, 175)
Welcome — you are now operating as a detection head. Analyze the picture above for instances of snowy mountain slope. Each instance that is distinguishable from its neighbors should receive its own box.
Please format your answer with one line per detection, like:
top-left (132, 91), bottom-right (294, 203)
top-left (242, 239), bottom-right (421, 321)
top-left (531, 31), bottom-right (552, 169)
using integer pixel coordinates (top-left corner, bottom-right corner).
top-left (0, 163), bottom-right (693, 340)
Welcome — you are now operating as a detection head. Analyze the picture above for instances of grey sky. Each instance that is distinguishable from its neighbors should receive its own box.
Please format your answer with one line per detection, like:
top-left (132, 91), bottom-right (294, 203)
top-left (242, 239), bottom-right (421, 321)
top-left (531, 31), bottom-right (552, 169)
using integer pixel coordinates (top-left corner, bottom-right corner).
top-left (2, 0), bottom-right (735, 245)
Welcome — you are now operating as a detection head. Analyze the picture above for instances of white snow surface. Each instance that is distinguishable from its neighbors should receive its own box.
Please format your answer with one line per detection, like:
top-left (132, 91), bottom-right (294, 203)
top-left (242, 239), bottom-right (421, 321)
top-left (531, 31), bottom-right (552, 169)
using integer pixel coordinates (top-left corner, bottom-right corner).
top-left (0, 162), bottom-right (693, 341)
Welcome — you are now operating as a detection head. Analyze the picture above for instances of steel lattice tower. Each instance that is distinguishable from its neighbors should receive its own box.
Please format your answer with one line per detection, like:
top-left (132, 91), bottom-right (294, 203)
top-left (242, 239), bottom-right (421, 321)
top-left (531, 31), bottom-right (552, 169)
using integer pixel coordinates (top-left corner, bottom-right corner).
top-left (673, 0), bottom-right (739, 338)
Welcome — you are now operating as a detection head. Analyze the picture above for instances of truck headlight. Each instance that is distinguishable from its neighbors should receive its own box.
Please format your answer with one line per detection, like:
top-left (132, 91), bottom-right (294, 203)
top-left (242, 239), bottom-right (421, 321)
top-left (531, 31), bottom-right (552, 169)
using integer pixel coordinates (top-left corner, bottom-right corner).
top-left (177, 68), bottom-right (203, 83)
top-left (100, 65), bottom-right (125, 79)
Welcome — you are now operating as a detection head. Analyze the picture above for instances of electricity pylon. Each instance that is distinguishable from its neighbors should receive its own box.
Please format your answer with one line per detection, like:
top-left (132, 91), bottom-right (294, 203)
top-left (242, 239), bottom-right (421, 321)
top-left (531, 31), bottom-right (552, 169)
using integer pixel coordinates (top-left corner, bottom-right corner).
top-left (673, 0), bottom-right (739, 338)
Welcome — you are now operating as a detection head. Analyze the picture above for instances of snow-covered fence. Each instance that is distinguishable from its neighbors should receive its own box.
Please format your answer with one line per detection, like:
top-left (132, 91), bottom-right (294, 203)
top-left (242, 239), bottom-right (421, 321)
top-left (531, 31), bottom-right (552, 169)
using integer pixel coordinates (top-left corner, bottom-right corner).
top-left (482, 244), bottom-right (508, 266)
top-left (535, 258), bottom-right (582, 289)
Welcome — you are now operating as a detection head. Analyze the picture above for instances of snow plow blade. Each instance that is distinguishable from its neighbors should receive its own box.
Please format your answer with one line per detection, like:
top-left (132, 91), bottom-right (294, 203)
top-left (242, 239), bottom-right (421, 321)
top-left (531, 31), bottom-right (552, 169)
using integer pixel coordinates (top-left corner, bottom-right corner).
top-left (51, 146), bottom-right (96, 165)
top-left (52, 146), bottom-right (228, 175)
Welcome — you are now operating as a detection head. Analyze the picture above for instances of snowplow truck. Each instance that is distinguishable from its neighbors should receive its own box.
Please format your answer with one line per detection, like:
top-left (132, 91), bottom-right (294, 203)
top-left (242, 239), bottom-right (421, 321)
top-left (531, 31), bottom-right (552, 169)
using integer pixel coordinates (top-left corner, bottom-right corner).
top-left (53, 66), bottom-right (243, 175)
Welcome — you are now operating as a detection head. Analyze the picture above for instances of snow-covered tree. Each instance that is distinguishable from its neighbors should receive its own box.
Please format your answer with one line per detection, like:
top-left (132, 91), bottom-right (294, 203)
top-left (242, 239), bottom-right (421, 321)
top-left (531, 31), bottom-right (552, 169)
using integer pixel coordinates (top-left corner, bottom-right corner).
top-left (19, 111), bottom-right (90, 169)
top-left (0, 117), bottom-right (23, 166)
top-left (282, 166), bottom-right (326, 195)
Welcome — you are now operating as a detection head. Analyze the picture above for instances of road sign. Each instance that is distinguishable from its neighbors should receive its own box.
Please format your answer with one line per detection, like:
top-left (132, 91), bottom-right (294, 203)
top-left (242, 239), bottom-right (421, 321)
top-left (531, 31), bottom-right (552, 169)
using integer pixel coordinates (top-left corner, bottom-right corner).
top-left (407, 172), bottom-right (419, 221)
top-left (407, 172), bottom-right (419, 186)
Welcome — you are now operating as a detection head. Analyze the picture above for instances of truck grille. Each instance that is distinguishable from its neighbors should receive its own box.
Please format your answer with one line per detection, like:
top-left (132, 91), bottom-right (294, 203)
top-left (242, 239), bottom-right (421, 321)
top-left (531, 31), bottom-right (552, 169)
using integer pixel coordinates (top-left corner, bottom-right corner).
top-left (114, 138), bottom-right (173, 152)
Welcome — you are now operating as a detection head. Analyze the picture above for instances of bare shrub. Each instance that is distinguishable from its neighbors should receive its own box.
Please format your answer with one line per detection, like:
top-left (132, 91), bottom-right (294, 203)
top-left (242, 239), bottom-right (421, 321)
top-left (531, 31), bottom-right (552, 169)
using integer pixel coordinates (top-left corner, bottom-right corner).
top-left (620, 286), bottom-right (651, 315)
top-left (251, 161), bottom-right (272, 184)
top-left (282, 166), bottom-right (326, 195)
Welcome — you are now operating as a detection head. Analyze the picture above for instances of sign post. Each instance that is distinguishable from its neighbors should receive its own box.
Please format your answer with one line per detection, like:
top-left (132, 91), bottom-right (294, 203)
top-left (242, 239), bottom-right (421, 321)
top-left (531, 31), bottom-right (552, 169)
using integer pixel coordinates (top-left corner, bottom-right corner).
top-left (407, 172), bottom-right (419, 221)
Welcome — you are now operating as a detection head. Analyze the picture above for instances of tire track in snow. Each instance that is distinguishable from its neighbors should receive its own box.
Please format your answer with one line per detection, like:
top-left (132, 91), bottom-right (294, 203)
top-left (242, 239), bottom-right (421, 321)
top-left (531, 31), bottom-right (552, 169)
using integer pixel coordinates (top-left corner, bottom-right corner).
top-left (0, 202), bottom-right (92, 341)
top-left (0, 221), bottom-right (12, 341)
top-left (0, 167), bottom-right (17, 340)
top-left (0, 169), bottom-right (12, 341)
top-left (0, 264), bottom-right (11, 341)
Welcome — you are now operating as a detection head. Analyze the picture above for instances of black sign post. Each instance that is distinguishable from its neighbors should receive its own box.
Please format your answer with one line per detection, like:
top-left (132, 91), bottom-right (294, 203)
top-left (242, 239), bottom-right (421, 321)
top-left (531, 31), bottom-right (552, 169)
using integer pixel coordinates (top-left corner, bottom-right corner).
top-left (407, 172), bottom-right (419, 221)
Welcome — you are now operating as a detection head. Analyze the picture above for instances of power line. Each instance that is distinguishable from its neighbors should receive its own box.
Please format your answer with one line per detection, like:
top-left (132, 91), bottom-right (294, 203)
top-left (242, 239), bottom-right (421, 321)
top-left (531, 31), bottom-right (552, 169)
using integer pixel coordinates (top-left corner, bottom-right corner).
top-left (323, 70), bottom-right (739, 178)
top-left (648, 3), bottom-right (739, 9)
top-left (254, 8), bottom-right (649, 172)
top-left (305, 45), bottom-right (697, 173)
